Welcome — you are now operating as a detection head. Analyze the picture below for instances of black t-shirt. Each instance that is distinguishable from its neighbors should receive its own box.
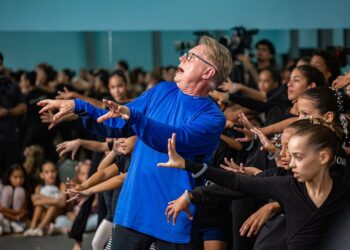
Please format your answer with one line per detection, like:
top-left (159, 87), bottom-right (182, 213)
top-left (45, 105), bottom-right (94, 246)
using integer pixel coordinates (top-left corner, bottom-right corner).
top-left (109, 154), bottom-right (131, 219)
top-left (196, 140), bottom-right (235, 228)
top-left (0, 77), bottom-right (24, 142)
top-left (186, 160), bottom-right (350, 250)
top-left (330, 148), bottom-right (350, 186)
top-left (19, 88), bottom-right (54, 146)
top-left (24, 88), bottom-right (53, 125)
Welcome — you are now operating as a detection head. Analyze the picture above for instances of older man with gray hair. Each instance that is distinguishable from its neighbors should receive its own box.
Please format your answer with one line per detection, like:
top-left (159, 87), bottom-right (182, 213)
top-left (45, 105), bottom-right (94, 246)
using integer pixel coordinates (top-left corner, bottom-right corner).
top-left (38, 36), bottom-right (233, 250)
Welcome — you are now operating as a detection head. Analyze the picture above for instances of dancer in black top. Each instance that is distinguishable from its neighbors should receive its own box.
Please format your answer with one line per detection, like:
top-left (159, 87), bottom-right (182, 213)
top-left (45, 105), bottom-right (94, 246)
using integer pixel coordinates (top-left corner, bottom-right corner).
top-left (158, 122), bottom-right (350, 250)
top-left (161, 120), bottom-right (308, 250)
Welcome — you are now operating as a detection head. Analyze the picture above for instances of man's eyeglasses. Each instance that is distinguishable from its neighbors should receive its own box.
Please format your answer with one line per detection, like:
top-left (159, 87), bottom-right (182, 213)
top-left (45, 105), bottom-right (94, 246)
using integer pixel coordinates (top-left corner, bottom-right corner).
top-left (182, 52), bottom-right (217, 70)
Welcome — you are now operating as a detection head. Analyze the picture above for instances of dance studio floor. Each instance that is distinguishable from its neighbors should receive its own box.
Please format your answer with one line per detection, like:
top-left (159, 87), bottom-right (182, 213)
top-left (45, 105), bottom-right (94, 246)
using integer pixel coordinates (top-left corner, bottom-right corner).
top-left (0, 232), bottom-right (94, 250)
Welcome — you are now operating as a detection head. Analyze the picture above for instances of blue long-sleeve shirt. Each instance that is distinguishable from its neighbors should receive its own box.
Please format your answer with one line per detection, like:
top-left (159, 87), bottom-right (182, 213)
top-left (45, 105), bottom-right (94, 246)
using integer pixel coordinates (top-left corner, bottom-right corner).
top-left (74, 81), bottom-right (226, 243)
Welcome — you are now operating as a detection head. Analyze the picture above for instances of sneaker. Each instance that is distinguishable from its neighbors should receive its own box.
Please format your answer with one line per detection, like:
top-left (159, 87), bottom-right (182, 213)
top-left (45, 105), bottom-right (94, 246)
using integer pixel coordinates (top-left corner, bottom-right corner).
top-left (23, 228), bottom-right (35, 237)
top-left (1, 218), bottom-right (11, 233)
top-left (10, 221), bottom-right (26, 233)
top-left (48, 223), bottom-right (58, 236)
top-left (31, 228), bottom-right (43, 237)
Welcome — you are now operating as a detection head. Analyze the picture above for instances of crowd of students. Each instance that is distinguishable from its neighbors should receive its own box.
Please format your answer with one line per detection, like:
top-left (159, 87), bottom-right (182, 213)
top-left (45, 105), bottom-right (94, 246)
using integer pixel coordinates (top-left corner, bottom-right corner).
top-left (0, 36), bottom-right (349, 250)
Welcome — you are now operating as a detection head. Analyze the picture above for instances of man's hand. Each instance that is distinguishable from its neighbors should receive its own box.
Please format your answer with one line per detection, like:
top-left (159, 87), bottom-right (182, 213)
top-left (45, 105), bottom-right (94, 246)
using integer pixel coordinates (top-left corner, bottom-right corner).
top-left (96, 99), bottom-right (130, 123)
top-left (37, 99), bottom-right (75, 121)
top-left (157, 133), bottom-right (185, 169)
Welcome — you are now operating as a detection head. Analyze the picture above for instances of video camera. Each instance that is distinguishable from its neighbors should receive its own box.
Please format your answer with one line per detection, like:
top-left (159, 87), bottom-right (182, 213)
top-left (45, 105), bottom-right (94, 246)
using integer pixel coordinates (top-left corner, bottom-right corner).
top-left (219, 26), bottom-right (259, 56)
top-left (218, 27), bottom-right (259, 84)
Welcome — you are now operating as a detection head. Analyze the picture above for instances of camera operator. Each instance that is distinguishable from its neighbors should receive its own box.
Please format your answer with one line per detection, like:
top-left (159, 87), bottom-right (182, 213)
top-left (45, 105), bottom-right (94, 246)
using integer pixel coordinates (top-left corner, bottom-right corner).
top-left (0, 52), bottom-right (26, 178)
top-left (221, 28), bottom-right (269, 89)
top-left (239, 39), bottom-right (277, 89)
top-left (254, 39), bottom-right (276, 72)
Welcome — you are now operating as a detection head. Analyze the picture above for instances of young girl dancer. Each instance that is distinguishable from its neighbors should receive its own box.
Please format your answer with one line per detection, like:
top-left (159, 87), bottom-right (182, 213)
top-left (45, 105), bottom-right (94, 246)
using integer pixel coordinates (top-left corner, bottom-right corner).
top-left (159, 122), bottom-right (349, 249)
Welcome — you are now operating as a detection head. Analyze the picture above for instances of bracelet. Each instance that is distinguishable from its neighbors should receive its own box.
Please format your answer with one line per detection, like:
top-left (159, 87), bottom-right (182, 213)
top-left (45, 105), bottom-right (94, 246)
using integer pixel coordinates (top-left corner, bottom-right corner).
top-left (268, 150), bottom-right (280, 160)
top-left (245, 139), bottom-right (255, 151)
top-left (184, 190), bottom-right (191, 204)
top-left (191, 163), bottom-right (208, 178)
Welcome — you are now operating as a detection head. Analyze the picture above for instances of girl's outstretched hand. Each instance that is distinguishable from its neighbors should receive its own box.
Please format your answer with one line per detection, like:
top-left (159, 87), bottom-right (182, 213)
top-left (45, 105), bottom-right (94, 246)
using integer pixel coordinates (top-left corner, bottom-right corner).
top-left (165, 193), bottom-right (193, 225)
top-left (66, 188), bottom-right (91, 206)
top-left (251, 127), bottom-right (277, 153)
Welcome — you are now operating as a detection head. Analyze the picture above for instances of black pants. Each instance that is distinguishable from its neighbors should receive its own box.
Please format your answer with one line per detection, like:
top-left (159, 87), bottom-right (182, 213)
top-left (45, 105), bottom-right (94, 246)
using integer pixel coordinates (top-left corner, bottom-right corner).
top-left (68, 151), bottom-right (104, 242)
top-left (0, 141), bottom-right (21, 179)
top-left (231, 198), bottom-right (259, 250)
top-left (111, 224), bottom-right (193, 250)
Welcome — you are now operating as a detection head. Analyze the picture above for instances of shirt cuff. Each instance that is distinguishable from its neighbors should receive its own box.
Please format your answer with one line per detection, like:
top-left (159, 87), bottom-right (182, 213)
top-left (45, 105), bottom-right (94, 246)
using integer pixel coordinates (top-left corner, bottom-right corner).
top-left (128, 107), bottom-right (138, 124)
top-left (74, 98), bottom-right (86, 113)
top-left (185, 160), bottom-right (209, 179)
